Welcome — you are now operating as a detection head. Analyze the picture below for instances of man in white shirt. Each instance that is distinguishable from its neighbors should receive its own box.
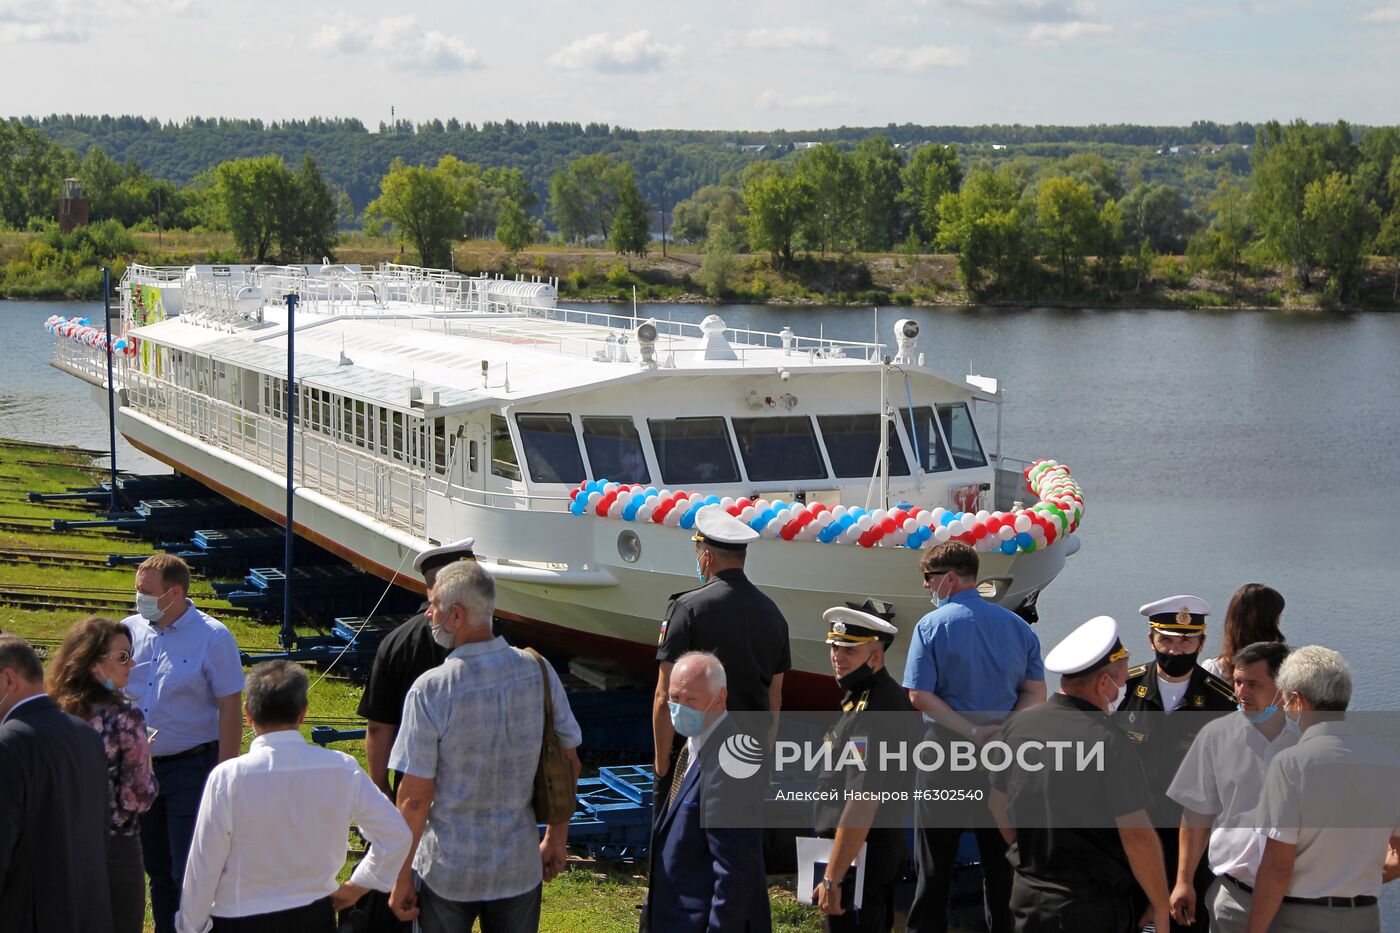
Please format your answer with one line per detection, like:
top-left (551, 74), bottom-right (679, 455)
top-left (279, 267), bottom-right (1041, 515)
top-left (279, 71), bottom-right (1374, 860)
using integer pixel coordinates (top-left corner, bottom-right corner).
top-left (1246, 645), bottom-right (1400, 933)
top-left (1166, 641), bottom-right (1295, 932)
top-left (176, 661), bottom-right (411, 933)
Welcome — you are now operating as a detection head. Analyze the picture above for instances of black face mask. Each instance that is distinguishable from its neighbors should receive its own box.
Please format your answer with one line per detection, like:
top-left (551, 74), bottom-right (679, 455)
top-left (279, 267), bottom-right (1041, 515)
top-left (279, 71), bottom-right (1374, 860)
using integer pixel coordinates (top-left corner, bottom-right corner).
top-left (836, 661), bottom-right (876, 692)
top-left (1155, 649), bottom-right (1199, 678)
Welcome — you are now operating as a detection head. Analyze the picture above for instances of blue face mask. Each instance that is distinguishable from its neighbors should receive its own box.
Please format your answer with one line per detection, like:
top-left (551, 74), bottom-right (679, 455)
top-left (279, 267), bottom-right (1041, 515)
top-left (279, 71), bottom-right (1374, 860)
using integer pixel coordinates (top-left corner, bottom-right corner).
top-left (695, 557), bottom-right (707, 585)
top-left (669, 700), bottom-right (709, 737)
top-left (1241, 704), bottom-right (1278, 724)
top-left (101, 677), bottom-right (115, 691)
top-left (1284, 713), bottom-right (1302, 737)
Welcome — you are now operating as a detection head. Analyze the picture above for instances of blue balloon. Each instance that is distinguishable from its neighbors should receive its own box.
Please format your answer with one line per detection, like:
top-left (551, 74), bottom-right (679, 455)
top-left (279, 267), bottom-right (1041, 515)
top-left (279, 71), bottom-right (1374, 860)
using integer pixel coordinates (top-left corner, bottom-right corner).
top-left (704, 495), bottom-right (721, 506)
top-left (644, 487), bottom-right (658, 498)
top-left (939, 512), bottom-right (954, 526)
top-left (1000, 540), bottom-right (1018, 555)
top-left (680, 504), bottom-right (703, 529)
top-left (771, 500), bottom-right (787, 511)
top-left (622, 499), bottom-right (643, 521)
top-left (1015, 532), bottom-right (1033, 548)
top-left (570, 499), bottom-right (587, 515)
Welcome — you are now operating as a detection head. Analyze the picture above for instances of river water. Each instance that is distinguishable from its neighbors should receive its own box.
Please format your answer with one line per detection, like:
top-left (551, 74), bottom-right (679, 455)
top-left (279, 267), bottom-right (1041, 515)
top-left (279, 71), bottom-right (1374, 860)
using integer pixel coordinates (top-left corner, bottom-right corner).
top-left (8, 297), bottom-right (1400, 916)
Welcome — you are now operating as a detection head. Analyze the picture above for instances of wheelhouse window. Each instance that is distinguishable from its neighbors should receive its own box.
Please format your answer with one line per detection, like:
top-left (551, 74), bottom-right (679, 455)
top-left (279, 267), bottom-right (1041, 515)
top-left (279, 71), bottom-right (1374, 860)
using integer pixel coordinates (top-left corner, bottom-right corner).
top-left (938, 403), bottom-right (987, 469)
top-left (817, 414), bottom-right (909, 478)
top-left (490, 414), bottom-right (522, 481)
top-left (647, 417), bottom-right (741, 485)
top-left (731, 417), bottom-right (827, 482)
top-left (901, 407), bottom-right (953, 473)
top-left (515, 413), bottom-right (585, 484)
top-left (581, 416), bottom-right (651, 485)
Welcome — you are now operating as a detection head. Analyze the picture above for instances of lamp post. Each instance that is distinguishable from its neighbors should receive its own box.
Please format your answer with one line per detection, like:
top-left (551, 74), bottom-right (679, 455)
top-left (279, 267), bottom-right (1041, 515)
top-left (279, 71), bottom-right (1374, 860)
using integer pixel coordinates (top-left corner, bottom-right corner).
top-left (281, 292), bottom-right (298, 649)
top-left (102, 267), bottom-right (118, 514)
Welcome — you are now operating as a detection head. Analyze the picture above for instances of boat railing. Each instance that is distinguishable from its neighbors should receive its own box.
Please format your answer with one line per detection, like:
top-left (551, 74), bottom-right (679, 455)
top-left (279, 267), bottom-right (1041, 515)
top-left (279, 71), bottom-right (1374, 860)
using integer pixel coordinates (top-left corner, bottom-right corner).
top-left (123, 371), bottom-right (426, 535)
top-left (120, 264), bottom-right (188, 288)
top-left (521, 303), bottom-right (884, 359)
top-left (427, 476), bottom-right (575, 511)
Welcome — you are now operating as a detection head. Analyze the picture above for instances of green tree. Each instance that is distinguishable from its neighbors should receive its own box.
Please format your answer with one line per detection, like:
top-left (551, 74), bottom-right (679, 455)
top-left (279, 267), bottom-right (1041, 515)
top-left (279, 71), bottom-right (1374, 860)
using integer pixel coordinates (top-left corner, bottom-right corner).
top-left (550, 154), bottom-right (630, 241)
top-left (609, 169), bottom-right (651, 260)
top-left (366, 156), bottom-right (480, 268)
top-left (495, 197), bottom-right (533, 254)
top-left (212, 155), bottom-right (293, 262)
top-left (1301, 171), bottom-right (1379, 301)
top-left (795, 144), bottom-right (857, 255)
top-left (742, 165), bottom-right (814, 268)
top-left (78, 146), bottom-right (124, 222)
top-left (0, 119), bottom-right (76, 228)
top-left (1376, 163), bottom-right (1400, 300)
top-left (1118, 182), bottom-right (1201, 254)
top-left (282, 156), bottom-right (339, 262)
top-left (901, 144), bottom-right (962, 246)
top-left (671, 184), bottom-right (744, 245)
top-left (1035, 176), bottom-right (1102, 293)
top-left (851, 137), bottom-right (904, 251)
top-left (698, 220), bottom-right (741, 298)
top-left (935, 168), bottom-right (1035, 297)
top-left (1250, 119), bottom-right (1359, 287)
top-left (1187, 174), bottom-right (1252, 296)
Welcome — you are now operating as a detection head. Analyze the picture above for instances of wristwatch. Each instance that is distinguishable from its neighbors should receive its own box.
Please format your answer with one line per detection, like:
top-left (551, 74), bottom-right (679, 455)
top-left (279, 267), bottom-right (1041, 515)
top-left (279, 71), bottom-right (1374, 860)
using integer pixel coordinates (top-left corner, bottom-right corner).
top-left (820, 877), bottom-right (839, 892)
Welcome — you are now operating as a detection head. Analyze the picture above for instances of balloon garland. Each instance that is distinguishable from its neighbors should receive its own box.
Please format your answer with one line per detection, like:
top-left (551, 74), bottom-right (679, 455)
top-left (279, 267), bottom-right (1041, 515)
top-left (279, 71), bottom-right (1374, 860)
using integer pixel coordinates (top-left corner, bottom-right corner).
top-left (566, 458), bottom-right (1083, 554)
top-left (44, 315), bottom-right (138, 356)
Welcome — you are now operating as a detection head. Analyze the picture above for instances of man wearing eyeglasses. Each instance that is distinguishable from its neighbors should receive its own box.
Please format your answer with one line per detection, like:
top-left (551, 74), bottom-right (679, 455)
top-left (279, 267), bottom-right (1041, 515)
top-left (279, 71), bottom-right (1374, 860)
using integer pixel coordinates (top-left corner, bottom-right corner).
top-left (902, 541), bottom-right (1046, 933)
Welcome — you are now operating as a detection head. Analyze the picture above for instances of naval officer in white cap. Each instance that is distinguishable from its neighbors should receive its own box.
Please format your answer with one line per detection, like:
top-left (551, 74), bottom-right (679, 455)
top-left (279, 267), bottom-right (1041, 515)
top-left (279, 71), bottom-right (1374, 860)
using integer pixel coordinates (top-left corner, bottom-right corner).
top-left (810, 607), bottom-right (916, 932)
top-left (1118, 594), bottom-right (1236, 933)
top-left (652, 506), bottom-right (791, 782)
top-left (989, 616), bottom-right (1172, 933)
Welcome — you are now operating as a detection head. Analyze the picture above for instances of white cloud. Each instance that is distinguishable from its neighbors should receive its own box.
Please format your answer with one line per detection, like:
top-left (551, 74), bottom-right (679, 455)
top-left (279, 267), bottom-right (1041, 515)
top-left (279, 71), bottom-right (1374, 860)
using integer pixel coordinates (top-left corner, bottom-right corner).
top-left (925, 0), bottom-right (1093, 23)
top-left (755, 89), bottom-right (852, 110)
top-left (1027, 20), bottom-right (1112, 44)
top-left (312, 15), bottom-right (481, 72)
top-left (547, 30), bottom-right (679, 74)
top-left (0, 19), bottom-right (85, 41)
top-left (1362, 2), bottom-right (1400, 21)
top-left (727, 26), bottom-right (833, 51)
top-left (860, 44), bottom-right (973, 71)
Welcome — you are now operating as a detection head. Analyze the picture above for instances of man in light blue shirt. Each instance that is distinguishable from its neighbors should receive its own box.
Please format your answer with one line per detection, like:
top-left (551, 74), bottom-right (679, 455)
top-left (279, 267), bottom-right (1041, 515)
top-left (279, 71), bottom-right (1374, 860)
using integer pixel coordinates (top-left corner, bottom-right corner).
top-left (902, 541), bottom-right (1045, 933)
top-left (388, 560), bottom-right (582, 933)
top-left (124, 554), bottom-right (245, 933)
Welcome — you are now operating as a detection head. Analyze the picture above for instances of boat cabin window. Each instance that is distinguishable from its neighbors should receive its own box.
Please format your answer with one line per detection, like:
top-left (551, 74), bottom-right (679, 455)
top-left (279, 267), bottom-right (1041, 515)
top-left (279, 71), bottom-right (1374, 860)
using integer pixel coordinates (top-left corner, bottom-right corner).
top-left (490, 414), bottom-right (522, 481)
top-left (817, 414), bottom-right (910, 478)
top-left (581, 416), bottom-right (651, 485)
top-left (515, 413), bottom-right (584, 484)
top-left (731, 417), bottom-right (827, 482)
top-left (647, 418), bottom-right (741, 485)
top-left (901, 407), bottom-right (953, 473)
top-left (938, 403), bottom-right (987, 469)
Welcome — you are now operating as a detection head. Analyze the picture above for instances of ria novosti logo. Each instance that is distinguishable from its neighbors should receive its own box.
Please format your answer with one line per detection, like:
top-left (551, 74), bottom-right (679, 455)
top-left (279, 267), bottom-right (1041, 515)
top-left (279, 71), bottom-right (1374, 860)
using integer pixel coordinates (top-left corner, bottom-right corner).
top-left (718, 732), bottom-right (766, 779)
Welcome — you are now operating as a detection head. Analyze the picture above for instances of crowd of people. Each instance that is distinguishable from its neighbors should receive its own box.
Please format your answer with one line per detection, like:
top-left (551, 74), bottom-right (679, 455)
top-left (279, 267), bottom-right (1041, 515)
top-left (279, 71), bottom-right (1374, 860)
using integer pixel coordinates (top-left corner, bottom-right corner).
top-left (2, 504), bottom-right (1400, 933)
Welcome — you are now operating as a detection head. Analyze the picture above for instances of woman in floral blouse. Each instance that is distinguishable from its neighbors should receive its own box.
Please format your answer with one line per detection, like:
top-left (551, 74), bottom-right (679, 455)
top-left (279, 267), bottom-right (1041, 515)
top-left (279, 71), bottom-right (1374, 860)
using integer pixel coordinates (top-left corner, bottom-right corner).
top-left (48, 615), bottom-right (159, 933)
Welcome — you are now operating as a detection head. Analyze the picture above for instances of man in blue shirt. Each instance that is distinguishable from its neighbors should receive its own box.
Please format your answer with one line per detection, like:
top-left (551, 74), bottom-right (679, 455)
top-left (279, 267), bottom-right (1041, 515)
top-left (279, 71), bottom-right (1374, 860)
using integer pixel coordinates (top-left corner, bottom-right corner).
top-left (124, 554), bottom-right (245, 933)
top-left (903, 541), bottom-right (1046, 933)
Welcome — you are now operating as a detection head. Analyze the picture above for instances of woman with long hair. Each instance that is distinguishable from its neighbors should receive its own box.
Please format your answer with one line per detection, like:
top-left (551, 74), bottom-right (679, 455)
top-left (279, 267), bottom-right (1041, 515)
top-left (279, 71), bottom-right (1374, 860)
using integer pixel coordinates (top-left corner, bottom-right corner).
top-left (47, 615), bottom-right (158, 933)
top-left (1202, 584), bottom-right (1286, 679)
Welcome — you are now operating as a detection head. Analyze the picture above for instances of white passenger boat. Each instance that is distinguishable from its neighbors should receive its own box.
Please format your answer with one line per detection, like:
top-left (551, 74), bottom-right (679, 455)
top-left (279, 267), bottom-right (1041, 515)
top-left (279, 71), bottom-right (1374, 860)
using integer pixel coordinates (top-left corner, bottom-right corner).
top-left (48, 262), bottom-right (1083, 706)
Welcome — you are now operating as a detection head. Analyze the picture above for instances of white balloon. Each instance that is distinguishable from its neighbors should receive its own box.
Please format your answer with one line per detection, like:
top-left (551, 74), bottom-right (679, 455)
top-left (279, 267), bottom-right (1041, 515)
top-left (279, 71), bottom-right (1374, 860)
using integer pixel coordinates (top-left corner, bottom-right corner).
top-left (976, 509), bottom-right (991, 522)
top-left (1014, 514), bottom-right (1032, 533)
top-left (636, 505), bottom-right (654, 523)
top-left (719, 496), bottom-right (736, 509)
top-left (855, 515), bottom-right (875, 532)
top-left (902, 518), bottom-right (918, 534)
top-left (998, 525), bottom-right (1015, 541)
top-left (739, 506), bottom-right (758, 522)
top-left (755, 499), bottom-right (771, 512)
top-left (831, 505), bottom-right (848, 518)
top-left (814, 511), bottom-right (835, 527)
top-left (933, 526), bottom-right (951, 544)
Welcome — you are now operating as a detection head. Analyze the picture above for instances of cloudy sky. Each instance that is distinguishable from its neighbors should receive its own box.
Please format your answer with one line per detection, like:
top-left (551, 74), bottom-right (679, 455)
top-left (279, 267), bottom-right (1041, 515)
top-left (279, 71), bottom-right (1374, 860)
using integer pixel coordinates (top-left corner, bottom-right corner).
top-left (2, 0), bottom-right (1398, 129)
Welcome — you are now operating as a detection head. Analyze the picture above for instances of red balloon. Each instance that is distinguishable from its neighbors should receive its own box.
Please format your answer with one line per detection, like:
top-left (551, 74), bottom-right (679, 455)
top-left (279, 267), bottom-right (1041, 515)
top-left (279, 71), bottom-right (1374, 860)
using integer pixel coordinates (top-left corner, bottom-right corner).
top-left (570, 488), bottom-right (580, 501)
top-left (880, 518), bottom-right (897, 534)
top-left (735, 498), bottom-right (753, 511)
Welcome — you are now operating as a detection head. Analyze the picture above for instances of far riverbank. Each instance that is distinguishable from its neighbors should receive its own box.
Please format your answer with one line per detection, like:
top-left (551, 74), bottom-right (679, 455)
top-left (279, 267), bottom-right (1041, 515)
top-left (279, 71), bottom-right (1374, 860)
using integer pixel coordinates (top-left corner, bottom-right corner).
top-left (4, 230), bottom-right (1399, 311)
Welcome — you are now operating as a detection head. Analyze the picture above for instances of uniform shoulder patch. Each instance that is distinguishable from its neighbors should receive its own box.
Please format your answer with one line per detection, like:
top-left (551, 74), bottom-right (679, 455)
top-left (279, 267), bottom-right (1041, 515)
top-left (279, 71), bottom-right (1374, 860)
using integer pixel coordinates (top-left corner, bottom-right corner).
top-left (1204, 675), bottom-right (1237, 701)
top-left (657, 618), bottom-right (669, 646)
top-left (1128, 664), bottom-right (1149, 678)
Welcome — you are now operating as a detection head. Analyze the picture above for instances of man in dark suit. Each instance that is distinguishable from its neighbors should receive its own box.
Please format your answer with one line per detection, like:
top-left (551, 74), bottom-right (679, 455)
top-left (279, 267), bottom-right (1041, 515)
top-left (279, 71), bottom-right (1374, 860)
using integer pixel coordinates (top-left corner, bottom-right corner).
top-left (646, 651), bottom-right (771, 933)
top-left (0, 634), bottom-right (113, 933)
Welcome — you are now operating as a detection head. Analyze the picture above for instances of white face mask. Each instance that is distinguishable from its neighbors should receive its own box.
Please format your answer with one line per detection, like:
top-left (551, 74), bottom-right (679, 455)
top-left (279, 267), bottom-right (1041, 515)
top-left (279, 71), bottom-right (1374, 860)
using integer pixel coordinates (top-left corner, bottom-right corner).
top-left (134, 588), bottom-right (170, 622)
top-left (1113, 681), bottom-right (1127, 709)
top-left (429, 607), bottom-right (457, 649)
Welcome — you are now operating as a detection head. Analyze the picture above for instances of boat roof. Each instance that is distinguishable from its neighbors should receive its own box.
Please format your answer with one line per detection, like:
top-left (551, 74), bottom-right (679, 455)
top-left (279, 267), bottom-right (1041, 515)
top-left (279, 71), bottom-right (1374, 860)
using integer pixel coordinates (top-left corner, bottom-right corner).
top-left (126, 265), bottom-right (994, 416)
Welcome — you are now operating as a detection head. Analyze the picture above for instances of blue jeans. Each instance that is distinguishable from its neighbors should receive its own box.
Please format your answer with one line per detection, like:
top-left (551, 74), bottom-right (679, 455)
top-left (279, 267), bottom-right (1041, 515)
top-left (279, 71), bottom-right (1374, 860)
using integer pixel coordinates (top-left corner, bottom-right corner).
top-left (417, 879), bottom-right (542, 933)
top-left (140, 745), bottom-right (218, 933)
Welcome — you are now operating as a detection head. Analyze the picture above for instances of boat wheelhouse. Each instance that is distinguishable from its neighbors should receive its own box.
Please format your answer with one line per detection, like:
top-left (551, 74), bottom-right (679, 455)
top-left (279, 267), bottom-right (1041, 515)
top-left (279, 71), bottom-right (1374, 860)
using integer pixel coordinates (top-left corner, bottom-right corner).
top-left (49, 262), bottom-right (1082, 704)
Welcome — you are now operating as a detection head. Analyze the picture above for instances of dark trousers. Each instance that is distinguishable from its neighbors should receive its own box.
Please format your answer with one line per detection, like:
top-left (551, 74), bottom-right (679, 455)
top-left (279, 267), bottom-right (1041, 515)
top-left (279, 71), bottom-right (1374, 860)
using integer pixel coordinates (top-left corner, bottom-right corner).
top-left (1010, 879), bottom-right (1135, 933)
top-left (418, 880), bottom-right (542, 933)
top-left (140, 744), bottom-right (218, 933)
top-left (107, 831), bottom-right (146, 933)
top-left (824, 827), bottom-right (906, 933)
top-left (907, 827), bottom-right (1013, 933)
top-left (1157, 826), bottom-right (1212, 933)
top-left (211, 896), bottom-right (335, 932)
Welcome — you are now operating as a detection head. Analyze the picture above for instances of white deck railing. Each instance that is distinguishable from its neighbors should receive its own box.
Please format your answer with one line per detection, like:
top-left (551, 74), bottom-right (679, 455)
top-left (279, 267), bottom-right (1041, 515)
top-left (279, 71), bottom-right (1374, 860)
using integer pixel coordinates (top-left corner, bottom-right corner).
top-left (123, 370), bottom-right (427, 535)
